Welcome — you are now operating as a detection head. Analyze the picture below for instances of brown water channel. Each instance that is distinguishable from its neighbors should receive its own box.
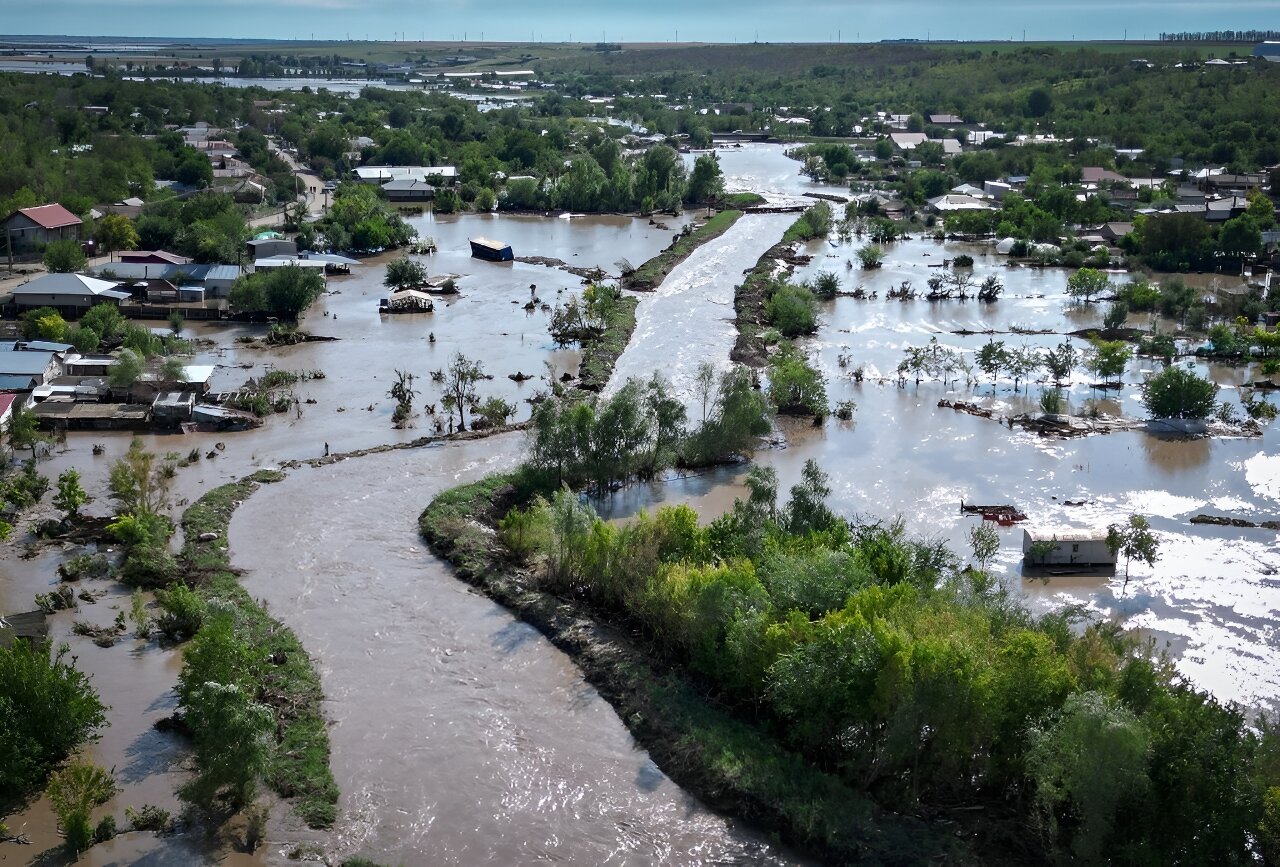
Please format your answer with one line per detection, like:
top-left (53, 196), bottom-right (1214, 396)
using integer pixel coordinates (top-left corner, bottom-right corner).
top-left (228, 438), bottom-right (797, 866)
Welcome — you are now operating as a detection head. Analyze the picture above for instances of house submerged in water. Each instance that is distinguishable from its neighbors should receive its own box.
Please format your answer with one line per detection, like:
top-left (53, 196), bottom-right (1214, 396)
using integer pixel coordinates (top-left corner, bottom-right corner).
top-left (1022, 528), bottom-right (1117, 572)
top-left (469, 237), bottom-right (513, 262)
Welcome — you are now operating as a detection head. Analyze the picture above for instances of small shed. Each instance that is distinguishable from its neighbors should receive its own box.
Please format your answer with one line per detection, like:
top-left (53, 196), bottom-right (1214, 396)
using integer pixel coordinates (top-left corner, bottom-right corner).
top-left (247, 238), bottom-right (298, 259)
top-left (153, 391), bottom-right (196, 422)
top-left (1022, 529), bottom-right (1116, 568)
top-left (470, 237), bottom-right (513, 262)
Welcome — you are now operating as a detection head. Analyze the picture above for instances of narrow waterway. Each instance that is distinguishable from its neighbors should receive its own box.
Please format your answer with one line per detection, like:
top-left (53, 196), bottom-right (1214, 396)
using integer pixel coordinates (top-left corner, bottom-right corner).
top-left (229, 437), bottom-right (799, 866)
top-left (606, 212), bottom-right (794, 408)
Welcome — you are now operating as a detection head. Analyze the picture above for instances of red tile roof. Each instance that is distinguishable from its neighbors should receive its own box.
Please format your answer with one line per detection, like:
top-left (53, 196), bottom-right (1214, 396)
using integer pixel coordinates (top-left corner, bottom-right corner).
top-left (12, 204), bottom-right (82, 230)
top-left (0, 393), bottom-right (17, 417)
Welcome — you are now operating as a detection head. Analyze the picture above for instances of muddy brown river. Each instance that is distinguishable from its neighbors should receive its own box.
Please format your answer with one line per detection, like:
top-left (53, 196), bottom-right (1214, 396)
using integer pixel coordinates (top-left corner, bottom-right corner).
top-left (3, 143), bottom-right (1276, 863)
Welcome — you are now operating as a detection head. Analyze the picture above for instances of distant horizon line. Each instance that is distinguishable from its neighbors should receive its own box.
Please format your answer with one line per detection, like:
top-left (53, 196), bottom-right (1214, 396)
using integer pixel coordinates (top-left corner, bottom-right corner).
top-left (0, 33), bottom-right (1270, 46)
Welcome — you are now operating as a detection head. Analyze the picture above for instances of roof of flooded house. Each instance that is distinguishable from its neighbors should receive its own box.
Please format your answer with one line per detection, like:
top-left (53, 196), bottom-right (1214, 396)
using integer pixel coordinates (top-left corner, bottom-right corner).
top-left (1023, 528), bottom-right (1110, 543)
top-left (181, 365), bottom-right (215, 384)
top-left (13, 273), bottom-right (128, 299)
top-left (7, 203), bottom-right (82, 229)
top-left (89, 263), bottom-right (240, 283)
top-left (470, 237), bottom-right (511, 251)
top-left (21, 340), bottom-right (72, 352)
top-left (0, 349), bottom-right (57, 375)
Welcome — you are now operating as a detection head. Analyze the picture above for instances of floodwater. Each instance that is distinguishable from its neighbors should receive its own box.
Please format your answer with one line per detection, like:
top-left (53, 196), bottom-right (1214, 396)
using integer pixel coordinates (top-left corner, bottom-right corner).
top-left (4, 142), bottom-right (1277, 864)
top-left (607, 212), bottom-right (795, 409)
top-left (604, 223), bottom-right (1280, 715)
top-left (229, 439), bottom-right (797, 866)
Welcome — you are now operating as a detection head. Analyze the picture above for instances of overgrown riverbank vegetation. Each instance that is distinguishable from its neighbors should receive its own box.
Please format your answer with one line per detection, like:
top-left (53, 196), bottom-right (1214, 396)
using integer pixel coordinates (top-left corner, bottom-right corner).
top-left (174, 471), bottom-right (338, 828)
top-left (424, 438), bottom-right (1280, 863)
top-left (623, 208), bottom-right (742, 291)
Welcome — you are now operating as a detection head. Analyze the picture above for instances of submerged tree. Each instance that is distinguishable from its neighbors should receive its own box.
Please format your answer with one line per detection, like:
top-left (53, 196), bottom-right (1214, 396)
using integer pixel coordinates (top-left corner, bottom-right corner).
top-left (441, 352), bottom-right (485, 431)
top-left (1140, 365), bottom-right (1218, 420)
top-left (384, 256), bottom-right (427, 291)
top-left (1106, 514), bottom-right (1160, 590)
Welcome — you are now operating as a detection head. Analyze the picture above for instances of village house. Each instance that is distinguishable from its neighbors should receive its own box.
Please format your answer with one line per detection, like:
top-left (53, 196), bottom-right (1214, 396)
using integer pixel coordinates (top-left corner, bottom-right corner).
top-left (354, 166), bottom-right (458, 185)
top-left (10, 273), bottom-right (130, 316)
top-left (0, 341), bottom-right (68, 391)
top-left (0, 392), bottom-right (15, 433)
top-left (89, 263), bottom-right (240, 299)
top-left (1022, 529), bottom-right (1117, 570)
top-left (927, 113), bottom-right (965, 126)
top-left (381, 179), bottom-right (437, 202)
top-left (119, 250), bottom-right (193, 266)
top-left (2, 204), bottom-right (83, 252)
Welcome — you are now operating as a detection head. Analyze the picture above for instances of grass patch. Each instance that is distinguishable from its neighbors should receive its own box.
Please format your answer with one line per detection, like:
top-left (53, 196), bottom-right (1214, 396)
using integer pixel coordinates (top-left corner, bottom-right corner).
top-left (721, 192), bottom-right (767, 209)
top-left (576, 295), bottom-right (638, 392)
top-left (625, 209), bottom-right (743, 291)
top-left (178, 469), bottom-right (338, 828)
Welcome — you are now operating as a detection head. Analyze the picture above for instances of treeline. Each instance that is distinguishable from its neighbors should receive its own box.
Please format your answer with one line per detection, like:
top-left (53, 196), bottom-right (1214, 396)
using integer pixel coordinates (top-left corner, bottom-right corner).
top-left (528, 364), bottom-right (770, 493)
top-left (1160, 31), bottom-right (1280, 42)
top-left (445, 454), bottom-right (1280, 864)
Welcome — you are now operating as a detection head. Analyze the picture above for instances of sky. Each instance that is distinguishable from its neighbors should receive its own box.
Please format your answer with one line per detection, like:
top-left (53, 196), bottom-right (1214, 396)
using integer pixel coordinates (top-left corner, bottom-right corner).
top-left (2, 1), bottom-right (1276, 43)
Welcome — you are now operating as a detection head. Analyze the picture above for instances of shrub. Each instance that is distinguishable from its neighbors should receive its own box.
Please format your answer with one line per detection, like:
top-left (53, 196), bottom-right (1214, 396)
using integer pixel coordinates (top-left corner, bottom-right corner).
top-left (1140, 365), bottom-right (1219, 420)
top-left (57, 553), bottom-right (111, 582)
top-left (47, 761), bottom-right (116, 854)
top-left (120, 544), bottom-right (179, 588)
top-left (125, 804), bottom-right (173, 834)
top-left (154, 583), bottom-right (207, 641)
top-left (766, 284), bottom-right (819, 337)
top-left (811, 271), bottom-right (840, 301)
top-left (768, 343), bottom-right (828, 418)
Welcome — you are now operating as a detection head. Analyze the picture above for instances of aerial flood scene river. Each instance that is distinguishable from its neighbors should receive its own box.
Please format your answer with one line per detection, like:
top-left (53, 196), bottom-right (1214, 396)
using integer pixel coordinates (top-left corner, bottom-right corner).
top-left (2, 30), bottom-right (1280, 867)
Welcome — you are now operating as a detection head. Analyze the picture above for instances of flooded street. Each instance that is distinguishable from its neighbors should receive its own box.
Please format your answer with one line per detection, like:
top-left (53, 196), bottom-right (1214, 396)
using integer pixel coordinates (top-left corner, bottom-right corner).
top-left (229, 438), bottom-right (796, 866)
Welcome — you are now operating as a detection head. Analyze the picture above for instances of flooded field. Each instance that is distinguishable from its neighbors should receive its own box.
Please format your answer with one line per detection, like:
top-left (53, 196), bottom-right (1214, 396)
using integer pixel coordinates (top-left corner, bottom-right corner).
top-left (3, 142), bottom-right (1277, 863)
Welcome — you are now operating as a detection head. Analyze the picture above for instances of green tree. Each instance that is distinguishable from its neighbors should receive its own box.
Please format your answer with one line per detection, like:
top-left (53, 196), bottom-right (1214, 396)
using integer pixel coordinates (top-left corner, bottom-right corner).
top-left (230, 265), bottom-right (325, 318)
top-left (1106, 514), bottom-right (1160, 589)
top-left (53, 469), bottom-right (90, 520)
top-left (1044, 339), bottom-right (1078, 385)
top-left (1219, 215), bottom-right (1261, 258)
top-left (1066, 267), bottom-right (1110, 303)
top-left (43, 239), bottom-right (87, 273)
top-left (7, 406), bottom-right (50, 459)
top-left (767, 343), bottom-right (828, 418)
top-left (1140, 365), bottom-right (1219, 420)
top-left (109, 348), bottom-right (144, 389)
top-left (976, 339), bottom-right (1008, 389)
top-left (968, 522), bottom-right (1000, 574)
top-left (82, 303), bottom-right (126, 344)
top-left (685, 152), bottom-right (725, 205)
top-left (94, 213), bottom-right (139, 260)
top-left (766, 284), bottom-right (819, 337)
top-left (1027, 691), bottom-right (1149, 861)
top-left (856, 243), bottom-right (884, 269)
top-left (0, 641), bottom-right (107, 798)
top-left (441, 351), bottom-right (484, 431)
top-left (1085, 338), bottom-right (1131, 387)
top-left (22, 307), bottom-right (68, 342)
top-left (384, 256), bottom-right (427, 290)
